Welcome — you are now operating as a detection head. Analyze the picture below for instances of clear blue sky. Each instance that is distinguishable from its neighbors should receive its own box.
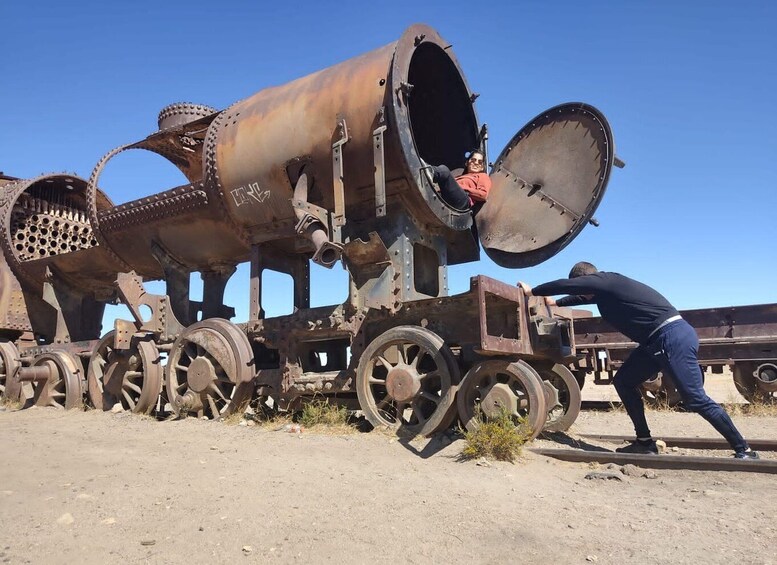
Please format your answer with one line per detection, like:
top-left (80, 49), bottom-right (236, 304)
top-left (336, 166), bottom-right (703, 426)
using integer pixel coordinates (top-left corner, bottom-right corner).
top-left (2, 1), bottom-right (775, 325)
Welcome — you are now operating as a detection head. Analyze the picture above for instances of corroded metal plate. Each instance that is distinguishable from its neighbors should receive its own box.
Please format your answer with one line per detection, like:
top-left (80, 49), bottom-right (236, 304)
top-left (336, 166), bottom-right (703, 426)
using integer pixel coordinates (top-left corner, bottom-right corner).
top-left (477, 103), bottom-right (615, 268)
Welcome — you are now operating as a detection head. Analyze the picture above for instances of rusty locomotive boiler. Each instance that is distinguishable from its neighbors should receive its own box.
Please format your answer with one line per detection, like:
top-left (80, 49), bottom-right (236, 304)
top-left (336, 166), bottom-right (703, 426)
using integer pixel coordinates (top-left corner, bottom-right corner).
top-left (0, 24), bottom-right (622, 437)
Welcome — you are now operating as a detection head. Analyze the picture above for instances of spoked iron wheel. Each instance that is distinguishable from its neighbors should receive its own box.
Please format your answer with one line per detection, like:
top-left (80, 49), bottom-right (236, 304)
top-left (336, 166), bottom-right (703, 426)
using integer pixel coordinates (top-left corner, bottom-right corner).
top-left (356, 326), bottom-right (460, 437)
top-left (733, 362), bottom-right (777, 404)
top-left (0, 340), bottom-right (21, 402)
top-left (166, 319), bottom-right (255, 420)
top-left (31, 351), bottom-right (83, 410)
top-left (534, 363), bottom-right (582, 432)
top-left (457, 359), bottom-right (547, 440)
top-left (87, 332), bottom-right (163, 414)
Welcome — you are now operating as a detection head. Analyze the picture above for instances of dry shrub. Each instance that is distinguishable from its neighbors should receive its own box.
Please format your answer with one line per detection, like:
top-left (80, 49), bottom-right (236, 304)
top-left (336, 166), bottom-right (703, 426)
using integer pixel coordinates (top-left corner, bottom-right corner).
top-left (220, 411), bottom-right (247, 426)
top-left (226, 397), bottom-right (358, 434)
top-left (608, 400), bottom-right (625, 413)
top-left (724, 392), bottom-right (777, 417)
top-left (0, 396), bottom-right (23, 410)
top-left (745, 399), bottom-right (777, 417)
top-left (644, 397), bottom-right (674, 412)
top-left (258, 413), bottom-right (295, 430)
top-left (299, 397), bottom-right (350, 428)
top-left (722, 393), bottom-right (744, 418)
top-left (459, 408), bottom-right (532, 463)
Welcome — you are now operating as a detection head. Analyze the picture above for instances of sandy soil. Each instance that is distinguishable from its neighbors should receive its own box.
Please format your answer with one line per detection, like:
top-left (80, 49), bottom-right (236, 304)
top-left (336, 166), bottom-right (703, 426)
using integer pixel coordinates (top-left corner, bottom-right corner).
top-left (1, 380), bottom-right (776, 565)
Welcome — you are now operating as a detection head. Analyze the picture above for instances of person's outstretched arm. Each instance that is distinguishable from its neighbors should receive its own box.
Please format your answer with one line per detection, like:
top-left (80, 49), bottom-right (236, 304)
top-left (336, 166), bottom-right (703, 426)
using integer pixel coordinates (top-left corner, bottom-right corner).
top-left (519, 273), bottom-right (613, 306)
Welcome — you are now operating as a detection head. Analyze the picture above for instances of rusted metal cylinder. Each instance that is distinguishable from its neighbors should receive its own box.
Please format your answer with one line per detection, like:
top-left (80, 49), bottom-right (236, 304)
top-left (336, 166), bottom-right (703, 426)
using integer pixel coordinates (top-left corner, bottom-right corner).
top-left (206, 23), bottom-right (479, 243)
top-left (86, 24), bottom-right (480, 278)
top-left (94, 180), bottom-right (249, 279)
top-left (755, 363), bottom-right (777, 392)
top-left (0, 174), bottom-right (122, 291)
top-left (16, 364), bottom-right (54, 383)
top-left (641, 372), bottom-right (663, 392)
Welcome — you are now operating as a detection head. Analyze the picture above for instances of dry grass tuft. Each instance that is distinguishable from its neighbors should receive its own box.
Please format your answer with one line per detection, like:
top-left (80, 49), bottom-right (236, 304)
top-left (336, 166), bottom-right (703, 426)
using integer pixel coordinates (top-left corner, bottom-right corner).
top-left (644, 397), bottom-right (675, 412)
top-left (232, 397), bottom-right (358, 435)
top-left (257, 413), bottom-right (295, 430)
top-left (459, 408), bottom-right (532, 463)
top-left (0, 394), bottom-right (25, 411)
top-left (220, 411), bottom-right (247, 426)
top-left (723, 392), bottom-right (777, 418)
top-left (744, 399), bottom-right (777, 417)
top-left (722, 392), bottom-right (744, 418)
top-left (299, 398), bottom-right (354, 433)
top-left (607, 400), bottom-right (625, 413)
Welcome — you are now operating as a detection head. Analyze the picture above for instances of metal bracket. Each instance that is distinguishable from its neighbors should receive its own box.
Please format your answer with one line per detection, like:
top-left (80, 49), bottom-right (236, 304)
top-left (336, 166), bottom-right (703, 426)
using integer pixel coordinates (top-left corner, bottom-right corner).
top-left (331, 117), bottom-right (349, 242)
top-left (373, 107), bottom-right (388, 218)
top-left (38, 266), bottom-right (103, 345)
top-left (201, 264), bottom-right (237, 320)
top-left (249, 245), bottom-right (264, 322)
top-left (479, 123), bottom-right (489, 171)
top-left (291, 198), bottom-right (329, 232)
top-left (41, 268), bottom-right (71, 344)
top-left (114, 271), bottom-right (184, 348)
top-left (114, 318), bottom-right (138, 351)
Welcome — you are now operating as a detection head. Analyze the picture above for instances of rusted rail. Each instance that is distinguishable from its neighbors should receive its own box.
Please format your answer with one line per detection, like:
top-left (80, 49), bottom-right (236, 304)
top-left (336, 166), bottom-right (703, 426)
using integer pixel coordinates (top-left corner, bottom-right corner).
top-left (579, 434), bottom-right (777, 451)
top-left (530, 448), bottom-right (777, 474)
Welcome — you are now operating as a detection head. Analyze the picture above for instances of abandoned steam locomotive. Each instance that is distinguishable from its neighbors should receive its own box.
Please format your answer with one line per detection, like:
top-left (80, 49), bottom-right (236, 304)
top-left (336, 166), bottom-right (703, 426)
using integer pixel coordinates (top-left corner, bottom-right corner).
top-left (0, 24), bottom-right (621, 437)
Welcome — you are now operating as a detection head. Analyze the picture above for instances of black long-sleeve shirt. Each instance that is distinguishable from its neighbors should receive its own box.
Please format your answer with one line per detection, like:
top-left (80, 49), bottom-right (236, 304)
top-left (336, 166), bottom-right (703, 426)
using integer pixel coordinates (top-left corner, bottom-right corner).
top-left (532, 272), bottom-right (680, 345)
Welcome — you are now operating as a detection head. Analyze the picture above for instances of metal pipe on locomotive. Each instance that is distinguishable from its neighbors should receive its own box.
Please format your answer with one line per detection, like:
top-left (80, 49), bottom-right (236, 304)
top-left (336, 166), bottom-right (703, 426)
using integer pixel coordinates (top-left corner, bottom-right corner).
top-left (0, 24), bottom-right (620, 437)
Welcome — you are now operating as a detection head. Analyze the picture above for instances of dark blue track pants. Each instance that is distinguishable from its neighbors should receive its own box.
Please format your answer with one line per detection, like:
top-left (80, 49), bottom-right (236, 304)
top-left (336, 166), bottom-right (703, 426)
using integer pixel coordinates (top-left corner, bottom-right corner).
top-left (613, 320), bottom-right (747, 452)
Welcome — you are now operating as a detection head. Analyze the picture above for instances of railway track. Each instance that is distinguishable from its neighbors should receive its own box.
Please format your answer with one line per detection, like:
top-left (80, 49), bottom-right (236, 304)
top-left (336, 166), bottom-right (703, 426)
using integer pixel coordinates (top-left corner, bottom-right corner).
top-left (579, 434), bottom-right (777, 451)
top-left (531, 434), bottom-right (777, 474)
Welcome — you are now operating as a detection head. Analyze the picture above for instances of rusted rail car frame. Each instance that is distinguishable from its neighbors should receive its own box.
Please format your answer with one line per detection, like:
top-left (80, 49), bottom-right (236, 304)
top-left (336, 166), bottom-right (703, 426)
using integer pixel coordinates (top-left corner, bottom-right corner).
top-left (571, 303), bottom-right (777, 400)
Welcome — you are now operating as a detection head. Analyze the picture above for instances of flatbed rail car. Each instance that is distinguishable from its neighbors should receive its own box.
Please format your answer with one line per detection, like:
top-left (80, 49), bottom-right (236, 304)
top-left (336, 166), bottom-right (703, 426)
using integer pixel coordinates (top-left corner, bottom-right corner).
top-left (571, 303), bottom-right (777, 403)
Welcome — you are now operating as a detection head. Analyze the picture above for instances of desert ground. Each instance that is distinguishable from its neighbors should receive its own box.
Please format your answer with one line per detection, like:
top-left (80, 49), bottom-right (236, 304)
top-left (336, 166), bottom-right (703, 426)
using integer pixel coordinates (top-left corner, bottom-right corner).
top-left (1, 373), bottom-right (775, 565)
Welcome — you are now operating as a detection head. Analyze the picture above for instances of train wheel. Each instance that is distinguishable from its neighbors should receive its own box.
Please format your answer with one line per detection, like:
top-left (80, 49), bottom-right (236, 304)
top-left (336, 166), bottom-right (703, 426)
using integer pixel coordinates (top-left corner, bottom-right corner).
top-left (166, 319), bottom-right (254, 420)
top-left (456, 360), bottom-right (547, 440)
top-left (0, 340), bottom-right (21, 402)
top-left (356, 326), bottom-right (459, 437)
top-left (733, 362), bottom-right (777, 403)
top-left (31, 351), bottom-right (83, 410)
top-left (87, 332), bottom-right (163, 414)
top-left (640, 372), bottom-right (682, 408)
top-left (534, 364), bottom-right (582, 432)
